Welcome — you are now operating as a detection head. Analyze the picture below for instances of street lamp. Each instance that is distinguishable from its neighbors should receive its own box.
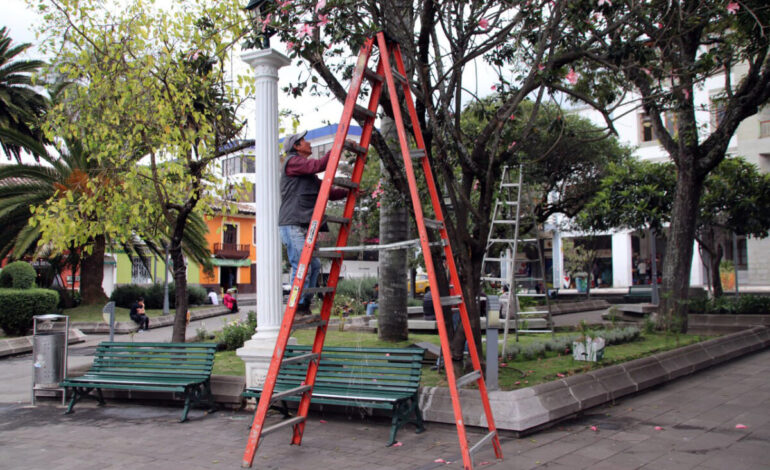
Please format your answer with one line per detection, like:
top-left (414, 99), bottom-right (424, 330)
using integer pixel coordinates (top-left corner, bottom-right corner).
top-left (245, 0), bottom-right (276, 50)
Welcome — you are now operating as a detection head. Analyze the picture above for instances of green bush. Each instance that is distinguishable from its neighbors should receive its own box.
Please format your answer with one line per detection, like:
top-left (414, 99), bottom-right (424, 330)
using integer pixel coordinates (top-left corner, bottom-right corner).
top-left (0, 261), bottom-right (37, 289)
top-left (0, 288), bottom-right (59, 336)
top-left (110, 283), bottom-right (209, 310)
top-left (687, 294), bottom-right (770, 315)
top-left (335, 277), bottom-right (377, 304)
top-left (215, 312), bottom-right (257, 351)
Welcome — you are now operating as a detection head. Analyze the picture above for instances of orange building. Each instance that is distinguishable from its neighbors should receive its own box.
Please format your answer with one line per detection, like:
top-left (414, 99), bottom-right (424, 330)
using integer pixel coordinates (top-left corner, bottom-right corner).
top-left (199, 202), bottom-right (256, 294)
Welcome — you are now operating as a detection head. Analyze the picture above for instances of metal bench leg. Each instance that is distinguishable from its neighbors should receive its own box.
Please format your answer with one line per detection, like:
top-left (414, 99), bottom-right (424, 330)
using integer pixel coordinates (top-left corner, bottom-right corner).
top-left (96, 388), bottom-right (105, 406)
top-left (180, 393), bottom-right (192, 423)
top-left (64, 388), bottom-right (81, 414)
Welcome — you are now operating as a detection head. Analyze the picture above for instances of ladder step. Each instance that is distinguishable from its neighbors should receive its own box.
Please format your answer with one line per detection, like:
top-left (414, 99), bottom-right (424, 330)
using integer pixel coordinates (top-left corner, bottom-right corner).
top-left (271, 385), bottom-right (312, 403)
top-left (353, 105), bottom-right (376, 121)
top-left (500, 183), bottom-right (519, 188)
top-left (469, 431), bottom-right (498, 457)
top-left (455, 369), bottom-right (481, 389)
top-left (518, 329), bottom-right (553, 333)
top-left (481, 276), bottom-right (507, 282)
top-left (391, 68), bottom-right (407, 83)
top-left (313, 250), bottom-right (343, 259)
top-left (492, 220), bottom-right (517, 224)
top-left (363, 68), bottom-right (384, 83)
top-left (261, 416), bottom-right (306, 437)
top-left (305, 287), bottom-right (335, 295)
top-left (410, 148), bottom-right (426, 159)
top-left (440, 295), bottom-right (463, 307)
top-left (343, 139), bottom-right (368, 155)
top-left (488, 238), bottom-right (518, 243)
top-left (424, 218), bottom-right (444, 230)
top-left (324, 215), bottom-right (351, 224)
top-left (333, 177), bottom-right (359, 189)
top-left (496, 201), bottom-right (518, 206)
top-left (281, 352), bottom-right (318, 365)
top-left (482, 258), bottom-right (503, 262)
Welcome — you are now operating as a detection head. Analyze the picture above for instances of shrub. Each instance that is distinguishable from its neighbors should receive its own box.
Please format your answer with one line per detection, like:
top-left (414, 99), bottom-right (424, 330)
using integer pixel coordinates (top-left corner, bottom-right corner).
top-left (687, 294), bottom-right (770, 315)
top-left (187, 285), bottom-right (207, 305)
top-left (335, 277), bottom-right (377, 305)
top-left (0, 288), bottom-right (59, 336)
top-left (111, 283), bottom-right (209, 309)
top-left (216, 312), bottom-right (256, 351)
top-left (0, 261), bottom-right (37, 289)
top-left (110, 284), bottom-right (146, 308)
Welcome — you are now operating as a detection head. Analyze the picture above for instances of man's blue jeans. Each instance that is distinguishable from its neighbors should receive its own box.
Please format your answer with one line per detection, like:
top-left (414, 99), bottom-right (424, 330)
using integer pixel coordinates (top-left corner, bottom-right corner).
top-left (280, 225), bottom-right (320, 307)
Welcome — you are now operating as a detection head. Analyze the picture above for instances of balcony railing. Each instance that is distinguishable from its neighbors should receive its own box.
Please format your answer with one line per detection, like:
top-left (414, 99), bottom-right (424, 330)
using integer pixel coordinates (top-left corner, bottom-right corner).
top-left (213, 243), bottom-right (251, 259)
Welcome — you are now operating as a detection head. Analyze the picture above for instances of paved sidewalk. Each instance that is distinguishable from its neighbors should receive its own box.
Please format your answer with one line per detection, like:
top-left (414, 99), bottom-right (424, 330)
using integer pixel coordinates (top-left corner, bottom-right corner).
top-left (1, 348), bottom-right (767, 469)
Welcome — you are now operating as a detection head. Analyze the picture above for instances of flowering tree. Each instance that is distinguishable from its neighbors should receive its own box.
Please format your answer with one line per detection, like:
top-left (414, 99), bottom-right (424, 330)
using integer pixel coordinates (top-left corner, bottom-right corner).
top-left (250, 0), bottom-right (621, 361)
top-left (561, 0), bottom-right (770, 329)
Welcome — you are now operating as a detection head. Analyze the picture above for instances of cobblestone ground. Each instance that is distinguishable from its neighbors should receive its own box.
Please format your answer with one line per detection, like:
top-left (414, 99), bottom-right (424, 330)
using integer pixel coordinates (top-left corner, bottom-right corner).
top-left (1, 349), bottom-right (768, 470)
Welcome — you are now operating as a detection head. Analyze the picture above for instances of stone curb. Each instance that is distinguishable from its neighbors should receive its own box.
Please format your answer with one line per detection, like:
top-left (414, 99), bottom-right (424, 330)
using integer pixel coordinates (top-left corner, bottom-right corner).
top-left (72, 306), bottom-right (235, 334)
top-left (418, 326), bottom-right (769, 432)
top-left (687, 313), bottom-right (770, 335)
top-left (0, 329), bottom-right (87, 358)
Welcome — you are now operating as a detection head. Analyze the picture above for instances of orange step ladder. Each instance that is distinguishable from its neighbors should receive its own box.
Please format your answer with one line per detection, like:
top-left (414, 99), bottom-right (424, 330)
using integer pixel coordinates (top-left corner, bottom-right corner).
top-left (242, 32), bottom-right (503, 470)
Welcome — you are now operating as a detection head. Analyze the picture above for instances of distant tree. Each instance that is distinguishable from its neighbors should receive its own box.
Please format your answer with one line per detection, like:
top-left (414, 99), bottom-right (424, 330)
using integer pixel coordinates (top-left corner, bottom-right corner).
top-left (0, 27), bottom-right (47, 161)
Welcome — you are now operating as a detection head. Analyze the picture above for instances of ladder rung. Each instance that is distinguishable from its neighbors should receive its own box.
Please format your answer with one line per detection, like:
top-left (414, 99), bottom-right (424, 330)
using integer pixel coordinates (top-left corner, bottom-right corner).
top-left (409, 148), bottom-right (426, 159)
top-left (353, 105), bottom-right (376, 121)
top-left (324, 215), bottom-right (351, 224)
top-left (455, 369), bottom-right (481, 389)
top-left (271, 385), bottom-right (312, 403)
top-left (482, 258), bottom-right (503, 262)
top-left (261, 416), bottom-right (306, 437)
top-left (313, 250), bottom-right (343, 259)
top-left (281, 352), bottom-right (318, 365)
top-left (363, 68), bottom-right (384, 83)
top-left (343, 139), bottom-right (368, 155)
top-left (305, 287), bottom-right (335, 295)
top-left (424, 219), bottom-right (444, 230)
top-left (333, 177), bottom-right (359, 189)
top-left (469, 431), bottom-right (498, 458)
top-left (391, 68), bottom-right (407, 83)
top-left (518, 329), bottom-right (553, 333)
top-left (500, 183), bottom-right (519, 188)
top-left (488, 239), bottom-right (518, 243)
top-left (492, 220), bottom-right (517, 224)
top-left (440, 295), bottom-right (463, 307)
top-left (497, 201), bottom-right (518, 206)
top-left (481, 276), bottom-right (507, 282)
top-left (519, 238), bottom-right (538, 243)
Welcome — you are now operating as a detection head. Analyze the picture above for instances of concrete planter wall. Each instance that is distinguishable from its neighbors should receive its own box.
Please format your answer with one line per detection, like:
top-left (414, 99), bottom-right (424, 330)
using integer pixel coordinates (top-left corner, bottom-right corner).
top-left (687, 314), bottom-right (770, 335)
top-left (418, 326), bottom-right (769, 433)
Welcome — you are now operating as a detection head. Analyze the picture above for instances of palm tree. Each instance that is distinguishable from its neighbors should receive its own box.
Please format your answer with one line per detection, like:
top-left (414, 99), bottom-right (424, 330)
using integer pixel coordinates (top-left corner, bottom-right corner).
top-left (0, 27), bottom-right (47, 161)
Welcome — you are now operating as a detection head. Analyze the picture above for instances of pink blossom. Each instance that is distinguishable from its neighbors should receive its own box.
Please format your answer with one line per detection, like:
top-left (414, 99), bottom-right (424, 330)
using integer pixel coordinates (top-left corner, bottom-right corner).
top-left (318, 14), bottom-right (329, 26)
top-left (726, 2), bottom-right (739, 14)
top-left (514, 381), bottom-right (521, 385)
top-left (376, 201), bottom-right (381, 208)
top-left (261, 13), bottom-right (272, 32)
top-left (315, 0), bottom-right (326, 12)
top-left (278, 0), bottom-right (292, 10)
top-left (478, 18), bottom-right (490, 30)
top-left (508, 141), bottom-right (517, 150)
top-left (490, 84), bottom-right (497, 91)
top-left (509, 114), bottom-right (516, 120)
top-left (682, 88), bottom-right (690, 100)
top-left (642, 67), bottom-right (652, 77)
top-left (537, 63), bottom-right (545, 71)
top-left (590, 425), bottom-right (598, 432)
top-left (286, 41), bottom-right (296, 51)
top-left (297, 23), bottom-right (314, 39)
top-left (566, 68), bottom-right (579, 85)
top-left (598, 0), bottom-right (611, 6)
top-left (557, 373), bottom-right (565, 378)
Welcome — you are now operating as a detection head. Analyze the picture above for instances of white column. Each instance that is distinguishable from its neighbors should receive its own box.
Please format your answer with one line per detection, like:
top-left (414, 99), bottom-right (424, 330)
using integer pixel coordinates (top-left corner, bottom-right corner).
top-left (236, 48), bottom-right (293, 388)
top-left (551, 225), bottom-right (563, 289)
top-left (690, 240), bottom-right (706, 286)
top-left (611, 231), bottom-right (633, 287)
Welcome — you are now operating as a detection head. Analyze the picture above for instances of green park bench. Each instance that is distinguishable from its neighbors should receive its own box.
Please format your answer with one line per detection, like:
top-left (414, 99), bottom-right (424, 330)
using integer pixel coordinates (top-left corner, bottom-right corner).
top-left (60, 342), bottom-right (217, 422)
top-left (623, 285), bottom-right (653, 302)
top-left (243, 345), bottom-right (426, 446)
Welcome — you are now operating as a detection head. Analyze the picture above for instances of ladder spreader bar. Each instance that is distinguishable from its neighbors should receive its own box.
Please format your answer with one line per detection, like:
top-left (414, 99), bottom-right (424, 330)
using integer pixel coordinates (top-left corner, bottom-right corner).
top-left (456, 369), bottom-right (482, 389)
top-left (353, 105), bottom-right (376, 121)
top-left (469, 431), bottom-right (498, 457)
top-left (363, 68), bottom-right (384, 83)
top-left (281, 353), bottom-right (318, 365)
top-left (343, 139), bottom-right (368, 155)
top-left (271, 385), bottom-right (312, 403)
top-left (439, 295), bottom-right (463, 307)
top-left (333, 177), bottom-right (359, 189)
top-left (261, 416), bottom-right (305, 438)
top-left (305, 287), bottom-right (335, 295)
top-left (324, 215), bottom-right (351, 224)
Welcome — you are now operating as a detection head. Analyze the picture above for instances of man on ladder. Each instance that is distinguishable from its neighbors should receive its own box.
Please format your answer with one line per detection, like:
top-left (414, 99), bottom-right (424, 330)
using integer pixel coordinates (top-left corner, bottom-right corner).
top-left (279, 130), bottom-right (348, 319)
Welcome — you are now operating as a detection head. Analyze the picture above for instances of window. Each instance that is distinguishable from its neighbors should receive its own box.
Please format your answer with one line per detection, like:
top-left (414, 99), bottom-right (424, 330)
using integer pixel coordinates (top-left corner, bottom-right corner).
top-left (253, 226), bottom-right (257, 245)
top-left (710, 97), bottom-right (727, 131)
top-left (131, 257), bottom-right (152, 284)
top-left (638, 113), bottom-right (658, 143)
top-left (223, 224), bottom-right (238, 245)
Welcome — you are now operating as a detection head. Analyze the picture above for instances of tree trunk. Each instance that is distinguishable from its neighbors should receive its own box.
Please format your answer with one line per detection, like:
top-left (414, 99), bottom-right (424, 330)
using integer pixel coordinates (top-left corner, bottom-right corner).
top-left (710, 243), bottom-right (724, 298)
top-left (377, 179), bottom-right (409, 341)
top-left (79, 234), bottom-right (107, 304)
top-left (170, 238), bottom-right (188, 343)
top-left (660, 163), bottom-right (703, 332)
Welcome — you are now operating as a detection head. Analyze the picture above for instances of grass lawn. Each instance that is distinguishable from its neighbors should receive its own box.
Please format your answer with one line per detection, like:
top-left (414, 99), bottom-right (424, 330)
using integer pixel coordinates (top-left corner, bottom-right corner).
top-left (213, 326), bottom-right (709, 389)
top-left (61, 304), bottom-right (211, 323)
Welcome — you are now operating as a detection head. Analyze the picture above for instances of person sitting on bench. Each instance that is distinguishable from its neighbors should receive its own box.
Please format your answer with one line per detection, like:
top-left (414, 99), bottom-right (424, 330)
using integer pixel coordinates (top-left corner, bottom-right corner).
top-left (223, 289), bottom-right (238, 313)
top-left (130, 297), bottom-right (149, 331)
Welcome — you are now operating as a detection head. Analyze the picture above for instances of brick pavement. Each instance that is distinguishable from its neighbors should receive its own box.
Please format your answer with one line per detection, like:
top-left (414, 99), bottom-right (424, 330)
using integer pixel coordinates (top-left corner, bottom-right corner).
top-left (1, 348), bottom-right (768, 470)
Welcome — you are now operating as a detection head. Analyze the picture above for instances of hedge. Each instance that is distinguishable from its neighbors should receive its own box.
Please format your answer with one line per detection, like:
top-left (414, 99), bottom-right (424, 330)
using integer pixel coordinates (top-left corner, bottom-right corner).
top-left (0, 288), bottom-right (60, 336)
top-left (0, 261), bottom-right (37, 289)
top-left (110, 283), bottom-right (208, 309)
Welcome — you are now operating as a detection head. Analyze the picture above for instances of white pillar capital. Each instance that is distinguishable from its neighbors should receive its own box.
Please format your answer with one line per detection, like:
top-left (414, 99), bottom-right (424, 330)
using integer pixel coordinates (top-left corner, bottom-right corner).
top-left (237, 47), bottom-right (293, 388)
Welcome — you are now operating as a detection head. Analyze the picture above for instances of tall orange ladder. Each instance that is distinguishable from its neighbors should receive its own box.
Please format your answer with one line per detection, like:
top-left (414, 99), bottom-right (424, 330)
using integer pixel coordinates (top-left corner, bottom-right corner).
top-left (242, 32), bottom-right (503, 470)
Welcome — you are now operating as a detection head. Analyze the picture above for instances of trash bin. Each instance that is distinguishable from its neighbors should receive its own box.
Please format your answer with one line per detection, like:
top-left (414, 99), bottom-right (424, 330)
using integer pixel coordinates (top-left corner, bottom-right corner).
top-left (32, 314), bottom-right (69, 405)
top-left (574, 273), bottom-right (588, 293)
top-left (34, 332), bottom-right (66, 385)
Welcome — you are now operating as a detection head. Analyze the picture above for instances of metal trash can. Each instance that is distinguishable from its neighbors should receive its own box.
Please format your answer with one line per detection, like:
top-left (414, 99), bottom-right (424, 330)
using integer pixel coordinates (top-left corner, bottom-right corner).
top-left (33, 332), bottom-right (66, 385)
top-left (32, 314), bottom-right (69, 405)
